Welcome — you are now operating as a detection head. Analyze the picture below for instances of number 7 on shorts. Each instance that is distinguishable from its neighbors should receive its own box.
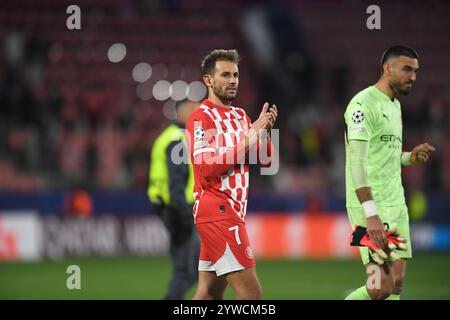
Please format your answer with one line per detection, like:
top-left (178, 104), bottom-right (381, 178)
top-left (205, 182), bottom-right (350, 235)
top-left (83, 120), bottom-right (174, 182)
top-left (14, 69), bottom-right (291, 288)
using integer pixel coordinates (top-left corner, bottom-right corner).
top-left (229, 225), bottom-right (241, 245)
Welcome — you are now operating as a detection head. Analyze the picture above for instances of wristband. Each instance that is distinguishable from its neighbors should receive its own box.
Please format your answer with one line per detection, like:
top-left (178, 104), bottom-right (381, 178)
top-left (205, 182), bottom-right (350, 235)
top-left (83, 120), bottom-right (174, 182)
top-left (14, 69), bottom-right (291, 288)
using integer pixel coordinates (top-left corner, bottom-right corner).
top-left (401, 152), bottom-right (413, 166)
top-left (362, 200), bottom-right (378, 218)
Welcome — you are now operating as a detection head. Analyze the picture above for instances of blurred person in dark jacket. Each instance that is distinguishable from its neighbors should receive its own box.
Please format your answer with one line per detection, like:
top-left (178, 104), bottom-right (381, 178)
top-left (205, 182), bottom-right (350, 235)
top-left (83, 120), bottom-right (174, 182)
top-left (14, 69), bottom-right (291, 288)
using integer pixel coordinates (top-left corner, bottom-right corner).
top-left (147, 99), bottom-right (200, 299)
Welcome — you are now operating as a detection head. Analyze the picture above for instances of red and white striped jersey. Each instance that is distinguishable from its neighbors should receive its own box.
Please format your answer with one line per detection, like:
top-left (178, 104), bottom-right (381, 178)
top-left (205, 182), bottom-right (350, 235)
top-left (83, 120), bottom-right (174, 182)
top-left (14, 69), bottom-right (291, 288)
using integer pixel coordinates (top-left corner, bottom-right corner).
top-left (186, 99), bottom-right (254, 224)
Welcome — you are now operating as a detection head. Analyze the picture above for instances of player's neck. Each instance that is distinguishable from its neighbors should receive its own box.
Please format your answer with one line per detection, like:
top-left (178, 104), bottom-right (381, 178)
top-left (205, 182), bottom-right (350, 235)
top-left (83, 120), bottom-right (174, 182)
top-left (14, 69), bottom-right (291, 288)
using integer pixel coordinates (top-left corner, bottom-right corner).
top-left (374, 79), bottom-right (396, 101)
top-left (208, 94), bottom-right (232, 109)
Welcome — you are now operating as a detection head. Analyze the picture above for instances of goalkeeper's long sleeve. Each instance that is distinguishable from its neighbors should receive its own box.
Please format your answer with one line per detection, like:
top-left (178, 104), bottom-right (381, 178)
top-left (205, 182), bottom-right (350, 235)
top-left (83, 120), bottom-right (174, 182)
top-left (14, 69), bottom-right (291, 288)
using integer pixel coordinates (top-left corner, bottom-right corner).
top-left (348, 139), bottom-right (370, 189)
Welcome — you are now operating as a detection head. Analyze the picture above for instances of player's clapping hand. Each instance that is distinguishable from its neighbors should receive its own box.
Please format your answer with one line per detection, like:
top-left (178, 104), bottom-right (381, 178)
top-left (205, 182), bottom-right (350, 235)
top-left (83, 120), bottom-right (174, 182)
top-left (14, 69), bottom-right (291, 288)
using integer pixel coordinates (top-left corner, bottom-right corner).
top-left (253, 102), bottom-right (278, 130)
top-left (252, 102), bottom-right (270, 130)
top-left (266, 104), bottom-right (278, 130)
top-left (411, 143), bottom-right (435, 164)
top-left (249, 103), bottom-right (269, 145)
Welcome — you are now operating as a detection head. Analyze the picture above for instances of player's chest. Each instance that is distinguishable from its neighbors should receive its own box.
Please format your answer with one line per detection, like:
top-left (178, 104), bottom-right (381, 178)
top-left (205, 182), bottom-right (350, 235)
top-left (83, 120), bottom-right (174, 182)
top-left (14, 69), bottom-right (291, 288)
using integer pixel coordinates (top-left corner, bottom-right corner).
top-left (213, 118), bottom-right (249, 147)
top-left (378, 105), bottom-right (402, 134)
top-left (376, 104), bottom-right (403, 151)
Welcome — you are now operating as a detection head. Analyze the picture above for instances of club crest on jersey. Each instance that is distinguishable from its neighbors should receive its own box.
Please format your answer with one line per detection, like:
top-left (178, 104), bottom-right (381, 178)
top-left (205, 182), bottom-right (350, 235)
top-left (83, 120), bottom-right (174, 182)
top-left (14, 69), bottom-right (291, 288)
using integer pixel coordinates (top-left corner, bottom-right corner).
top-left (194, 127), bottom-right (205, 141)
top-left (352, 110), bottom-right (364, 124)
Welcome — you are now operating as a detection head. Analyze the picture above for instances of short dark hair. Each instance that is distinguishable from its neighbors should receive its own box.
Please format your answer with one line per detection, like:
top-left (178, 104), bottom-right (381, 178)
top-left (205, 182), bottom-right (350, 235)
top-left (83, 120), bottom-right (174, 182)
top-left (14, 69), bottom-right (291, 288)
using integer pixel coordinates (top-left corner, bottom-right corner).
top-left (380, 45), bottom-right (419, 66)
top-left (201, 49), bottom-right (240, 75)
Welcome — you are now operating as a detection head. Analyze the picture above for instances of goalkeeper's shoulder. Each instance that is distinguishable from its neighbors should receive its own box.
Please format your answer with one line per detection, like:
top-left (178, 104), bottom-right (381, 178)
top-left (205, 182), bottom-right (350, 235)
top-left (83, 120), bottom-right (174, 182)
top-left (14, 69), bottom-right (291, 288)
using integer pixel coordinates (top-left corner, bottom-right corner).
top-left (346, 88), bottom-right (374, 110)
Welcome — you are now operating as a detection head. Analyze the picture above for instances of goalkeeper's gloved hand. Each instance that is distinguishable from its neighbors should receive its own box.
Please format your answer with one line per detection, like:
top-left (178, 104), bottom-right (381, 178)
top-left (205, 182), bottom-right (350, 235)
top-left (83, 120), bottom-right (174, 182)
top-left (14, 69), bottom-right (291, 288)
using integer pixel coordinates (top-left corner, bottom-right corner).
top-left (385, 227), bottom-right (408, 261)
top-left (351, 225), bottom-right (388, 265)
top-left (351, 225), bottom-right (408, 264)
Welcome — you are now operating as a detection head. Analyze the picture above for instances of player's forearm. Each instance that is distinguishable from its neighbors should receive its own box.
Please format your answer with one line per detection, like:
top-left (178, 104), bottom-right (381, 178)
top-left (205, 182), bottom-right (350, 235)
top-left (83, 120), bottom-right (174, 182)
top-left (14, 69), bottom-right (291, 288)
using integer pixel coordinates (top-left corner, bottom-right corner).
top-left (197, 138), bottom-right (251, 181)
top-left (255, 137), bottom-right (273, 167)
top-left (356, 187), bottom-right (380, 218)
top-left (348, 139), bottom-right (378, 218)
top-left (355, 187), bottom-right (374, 204)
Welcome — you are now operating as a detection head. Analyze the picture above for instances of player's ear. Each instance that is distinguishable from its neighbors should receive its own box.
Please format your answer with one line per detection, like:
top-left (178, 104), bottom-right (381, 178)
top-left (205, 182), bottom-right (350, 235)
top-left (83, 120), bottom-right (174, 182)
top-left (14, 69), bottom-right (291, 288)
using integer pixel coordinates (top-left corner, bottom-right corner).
top-left (203, 74), bottom-right (212, 88)
top-left (384, 62), bottom-right (393, 76)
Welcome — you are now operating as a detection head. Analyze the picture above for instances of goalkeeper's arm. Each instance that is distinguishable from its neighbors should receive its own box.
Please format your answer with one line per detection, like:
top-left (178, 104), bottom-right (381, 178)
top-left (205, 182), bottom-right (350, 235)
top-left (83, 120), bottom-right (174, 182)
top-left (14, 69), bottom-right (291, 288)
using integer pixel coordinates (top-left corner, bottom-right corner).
top-left (348, 139), bottom-right (388, 251)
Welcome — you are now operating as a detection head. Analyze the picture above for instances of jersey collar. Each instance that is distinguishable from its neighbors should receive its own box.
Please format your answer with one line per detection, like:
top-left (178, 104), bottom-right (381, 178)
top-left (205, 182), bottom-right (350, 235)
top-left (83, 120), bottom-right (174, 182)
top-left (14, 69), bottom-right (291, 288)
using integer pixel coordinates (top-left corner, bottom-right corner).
top-left (371, 85), bottom-right (395, 102)
top-left (203, 99), bottom-right (233, 111)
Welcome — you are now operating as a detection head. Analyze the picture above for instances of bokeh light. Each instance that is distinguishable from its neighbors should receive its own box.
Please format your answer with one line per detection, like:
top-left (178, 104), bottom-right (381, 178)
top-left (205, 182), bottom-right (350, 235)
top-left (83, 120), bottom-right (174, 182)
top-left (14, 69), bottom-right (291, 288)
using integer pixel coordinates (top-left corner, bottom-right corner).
top-left (187, 81), bottom-right (207, 101)
top-left (132, 62), bottom-right (152, 83)
top-left (152, 80), bottom-right (172, 101)
top-left (107, 43), bottom-right (126, 63)
top-left (170, 80), bottom-right (188, 101)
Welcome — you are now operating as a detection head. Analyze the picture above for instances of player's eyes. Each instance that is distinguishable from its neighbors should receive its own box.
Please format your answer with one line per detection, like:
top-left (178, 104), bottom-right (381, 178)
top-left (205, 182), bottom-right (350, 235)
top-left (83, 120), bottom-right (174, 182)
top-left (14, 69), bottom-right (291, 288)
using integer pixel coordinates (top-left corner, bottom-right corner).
top-left (220, 73), bottom-right (238, 78)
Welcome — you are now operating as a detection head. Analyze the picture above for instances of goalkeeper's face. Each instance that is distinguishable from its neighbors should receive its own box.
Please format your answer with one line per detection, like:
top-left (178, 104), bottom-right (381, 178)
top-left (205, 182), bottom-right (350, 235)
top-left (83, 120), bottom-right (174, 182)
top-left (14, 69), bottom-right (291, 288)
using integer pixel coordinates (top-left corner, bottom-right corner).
top-left (208, 60), bottom-right (239, 102)
top-left (388, 55), bottom-right (419, 96)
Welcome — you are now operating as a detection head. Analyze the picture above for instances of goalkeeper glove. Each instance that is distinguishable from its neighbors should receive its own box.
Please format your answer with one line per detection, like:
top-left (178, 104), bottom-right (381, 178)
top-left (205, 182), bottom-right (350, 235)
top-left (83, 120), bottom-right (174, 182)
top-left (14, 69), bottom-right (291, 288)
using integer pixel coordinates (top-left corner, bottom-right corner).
top-left (351, 225), bottom-right (408, 264)
top-left (385, 227), bottom-right (408, 260)
top-left (351, 225), bottom-right (388, 265)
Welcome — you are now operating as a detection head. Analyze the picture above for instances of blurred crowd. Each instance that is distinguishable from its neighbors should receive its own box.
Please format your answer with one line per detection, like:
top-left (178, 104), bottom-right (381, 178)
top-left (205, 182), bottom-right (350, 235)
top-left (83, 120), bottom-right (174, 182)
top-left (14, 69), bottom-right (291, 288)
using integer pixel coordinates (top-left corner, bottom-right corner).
top-left (0, 0), bottom-right (449, 200)
top-left (0, 29), bottom-right (165, 191)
